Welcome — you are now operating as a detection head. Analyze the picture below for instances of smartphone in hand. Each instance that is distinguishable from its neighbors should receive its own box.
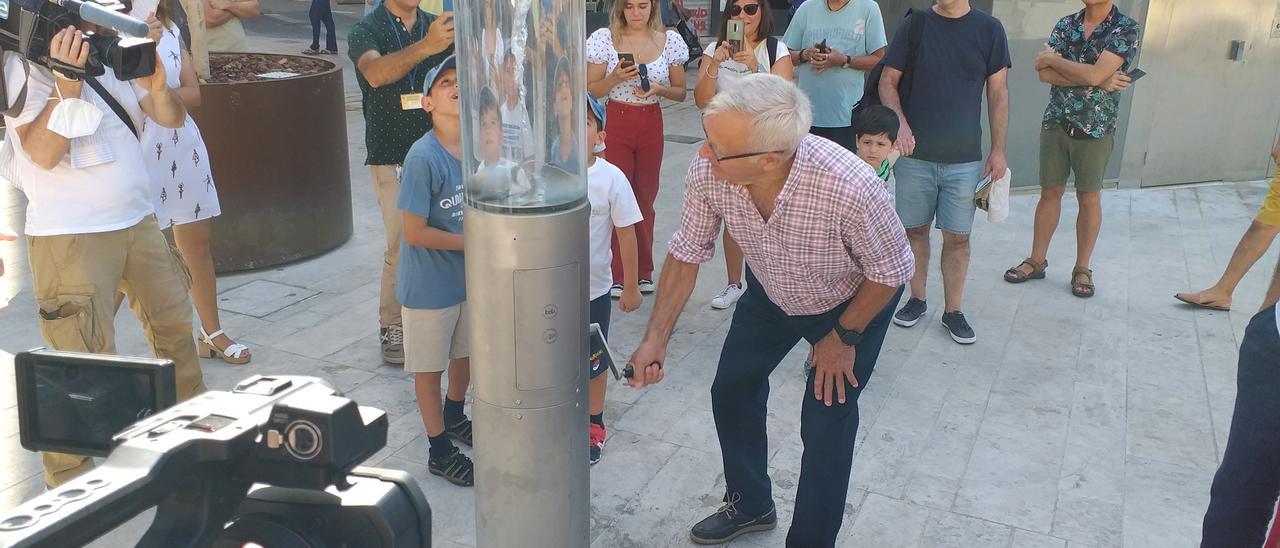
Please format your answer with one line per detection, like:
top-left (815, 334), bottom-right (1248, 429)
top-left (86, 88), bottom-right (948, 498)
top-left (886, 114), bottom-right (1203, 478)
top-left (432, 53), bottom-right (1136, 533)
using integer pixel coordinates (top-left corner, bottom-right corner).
top-left (726, 20), bottom-right (745, 54)
top-left (817, 39), bottom-right (830, 54)
top-left (617, 52), bottom-right (637, 70)
top-left (1125, 67), bottom-right (1146, 82)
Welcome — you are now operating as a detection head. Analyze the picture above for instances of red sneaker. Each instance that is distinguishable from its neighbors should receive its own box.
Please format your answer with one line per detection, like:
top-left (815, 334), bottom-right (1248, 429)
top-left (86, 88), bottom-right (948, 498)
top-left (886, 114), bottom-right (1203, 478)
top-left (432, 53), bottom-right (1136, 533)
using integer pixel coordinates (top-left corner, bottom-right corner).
top-left (589, 423), bottom-right (606, 465)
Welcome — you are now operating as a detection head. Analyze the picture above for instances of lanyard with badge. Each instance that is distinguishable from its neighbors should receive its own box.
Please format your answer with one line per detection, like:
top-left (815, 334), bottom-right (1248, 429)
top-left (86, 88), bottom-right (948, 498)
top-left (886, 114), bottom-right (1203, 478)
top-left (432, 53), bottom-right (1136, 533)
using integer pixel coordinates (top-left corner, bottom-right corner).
top-left (388, 7), bottom-right (427, 110)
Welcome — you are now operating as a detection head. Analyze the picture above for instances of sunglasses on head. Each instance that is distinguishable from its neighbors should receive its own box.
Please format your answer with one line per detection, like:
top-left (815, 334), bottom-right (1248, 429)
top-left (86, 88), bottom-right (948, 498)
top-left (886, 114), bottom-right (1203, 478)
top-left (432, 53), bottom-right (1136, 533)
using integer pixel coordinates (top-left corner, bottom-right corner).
top-left (728, 3), bottom-right (760, 16)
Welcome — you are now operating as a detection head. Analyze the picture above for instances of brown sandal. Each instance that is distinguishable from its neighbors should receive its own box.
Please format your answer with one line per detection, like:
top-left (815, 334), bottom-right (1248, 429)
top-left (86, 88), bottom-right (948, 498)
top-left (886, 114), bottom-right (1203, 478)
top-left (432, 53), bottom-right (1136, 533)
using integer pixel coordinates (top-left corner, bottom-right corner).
top-left (1004, 258), bottom-right (1048, 283)
top-left (1071, 267), bottom-right (1095, 298)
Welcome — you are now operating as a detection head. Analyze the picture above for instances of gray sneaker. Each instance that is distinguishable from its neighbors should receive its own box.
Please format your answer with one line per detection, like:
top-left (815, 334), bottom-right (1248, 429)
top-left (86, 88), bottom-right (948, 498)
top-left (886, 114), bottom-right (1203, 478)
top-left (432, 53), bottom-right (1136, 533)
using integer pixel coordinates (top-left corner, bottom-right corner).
top-left (893, 298), bottom-right (928, 327)
top-left (381, 325), bottom-right (405, 364)
top-left (941, 311), bottom-right (977, 345)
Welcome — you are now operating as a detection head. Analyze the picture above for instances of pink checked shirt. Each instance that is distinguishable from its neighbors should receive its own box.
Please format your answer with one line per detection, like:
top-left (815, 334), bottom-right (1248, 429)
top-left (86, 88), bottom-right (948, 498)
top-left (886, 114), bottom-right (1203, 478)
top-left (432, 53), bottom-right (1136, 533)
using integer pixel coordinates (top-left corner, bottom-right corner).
top-left (668, 135), bottom-right (914, 316)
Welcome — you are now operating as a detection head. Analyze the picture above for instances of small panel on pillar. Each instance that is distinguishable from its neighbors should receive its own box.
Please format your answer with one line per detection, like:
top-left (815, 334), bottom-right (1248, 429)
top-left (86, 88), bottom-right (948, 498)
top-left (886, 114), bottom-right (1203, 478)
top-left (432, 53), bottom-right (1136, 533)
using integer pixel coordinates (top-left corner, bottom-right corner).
top-left (513, 263), bottom-right (582, 390)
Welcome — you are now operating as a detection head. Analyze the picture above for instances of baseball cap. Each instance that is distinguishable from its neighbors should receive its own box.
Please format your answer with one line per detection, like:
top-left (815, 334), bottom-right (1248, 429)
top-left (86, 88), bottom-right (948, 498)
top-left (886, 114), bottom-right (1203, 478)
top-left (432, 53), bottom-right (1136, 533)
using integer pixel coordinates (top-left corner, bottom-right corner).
top-left (586, 93), bottom-right (606, 128)
top-left (424, 55), bottom-right (458, 91)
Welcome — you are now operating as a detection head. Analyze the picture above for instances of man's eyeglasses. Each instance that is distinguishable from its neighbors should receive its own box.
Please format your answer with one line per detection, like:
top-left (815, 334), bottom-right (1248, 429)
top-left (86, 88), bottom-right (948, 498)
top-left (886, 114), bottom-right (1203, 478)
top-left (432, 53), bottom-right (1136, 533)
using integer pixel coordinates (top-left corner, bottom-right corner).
top-left (727, 3), bottom-right (760, 16)
top-left (703, 120), bottom-right (782, 163)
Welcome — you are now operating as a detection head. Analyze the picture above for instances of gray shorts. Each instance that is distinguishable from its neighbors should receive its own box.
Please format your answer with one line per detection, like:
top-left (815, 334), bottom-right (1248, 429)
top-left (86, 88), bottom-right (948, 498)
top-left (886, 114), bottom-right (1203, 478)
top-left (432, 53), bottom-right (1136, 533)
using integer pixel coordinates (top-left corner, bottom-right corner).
top-left (403, 302), bottom-right (470, 373)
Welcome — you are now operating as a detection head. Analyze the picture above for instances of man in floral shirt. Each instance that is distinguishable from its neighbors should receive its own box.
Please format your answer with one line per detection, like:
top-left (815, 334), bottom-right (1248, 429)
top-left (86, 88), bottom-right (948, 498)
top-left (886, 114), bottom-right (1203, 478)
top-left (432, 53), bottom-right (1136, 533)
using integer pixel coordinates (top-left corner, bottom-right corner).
top-left (1003, 0), bottom-right (1139, 299)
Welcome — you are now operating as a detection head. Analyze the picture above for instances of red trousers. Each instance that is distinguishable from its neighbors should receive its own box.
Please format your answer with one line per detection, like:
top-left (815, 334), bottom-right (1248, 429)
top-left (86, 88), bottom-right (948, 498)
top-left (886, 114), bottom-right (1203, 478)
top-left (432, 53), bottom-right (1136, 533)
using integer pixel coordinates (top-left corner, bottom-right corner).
top-left (605, 101), bottom-right (664, 281)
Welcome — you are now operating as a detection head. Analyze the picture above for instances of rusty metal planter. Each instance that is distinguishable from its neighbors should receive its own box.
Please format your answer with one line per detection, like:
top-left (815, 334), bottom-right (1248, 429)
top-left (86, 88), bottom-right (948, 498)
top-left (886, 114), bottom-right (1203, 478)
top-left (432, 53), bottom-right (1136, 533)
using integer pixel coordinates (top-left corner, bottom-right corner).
top-left (191, 55), bottom-right (352, 273)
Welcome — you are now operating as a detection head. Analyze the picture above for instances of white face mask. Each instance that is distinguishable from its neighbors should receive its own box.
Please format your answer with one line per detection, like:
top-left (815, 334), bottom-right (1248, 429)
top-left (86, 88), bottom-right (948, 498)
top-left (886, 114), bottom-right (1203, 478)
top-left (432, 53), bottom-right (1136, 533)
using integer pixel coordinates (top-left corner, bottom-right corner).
top-left (47, 97), bottom-right (104, 139)
top-left (593, 142), bottom-right (606, 154)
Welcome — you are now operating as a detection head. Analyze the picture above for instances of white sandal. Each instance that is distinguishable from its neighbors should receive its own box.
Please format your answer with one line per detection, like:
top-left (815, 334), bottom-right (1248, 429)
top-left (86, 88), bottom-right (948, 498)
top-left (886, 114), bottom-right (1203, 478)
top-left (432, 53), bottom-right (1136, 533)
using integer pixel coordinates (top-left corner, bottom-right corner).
top-left (198, 329), bottom-right (251, 365)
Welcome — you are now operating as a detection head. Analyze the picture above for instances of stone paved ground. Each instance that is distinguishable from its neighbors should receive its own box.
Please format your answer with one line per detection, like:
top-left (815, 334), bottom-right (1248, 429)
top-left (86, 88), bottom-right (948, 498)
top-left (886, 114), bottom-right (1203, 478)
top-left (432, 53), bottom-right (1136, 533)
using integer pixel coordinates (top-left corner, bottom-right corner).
top-left (2, 12), bottom-right (1278, 547)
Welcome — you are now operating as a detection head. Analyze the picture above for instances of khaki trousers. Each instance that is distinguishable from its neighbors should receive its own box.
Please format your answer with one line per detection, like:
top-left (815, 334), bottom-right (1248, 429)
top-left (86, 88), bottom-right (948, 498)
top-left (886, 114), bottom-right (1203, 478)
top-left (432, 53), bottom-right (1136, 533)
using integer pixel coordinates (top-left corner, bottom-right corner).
top-left (28, 215), bottom-right (207, 486)
top-left (372, 164), bottom-right (403, 329)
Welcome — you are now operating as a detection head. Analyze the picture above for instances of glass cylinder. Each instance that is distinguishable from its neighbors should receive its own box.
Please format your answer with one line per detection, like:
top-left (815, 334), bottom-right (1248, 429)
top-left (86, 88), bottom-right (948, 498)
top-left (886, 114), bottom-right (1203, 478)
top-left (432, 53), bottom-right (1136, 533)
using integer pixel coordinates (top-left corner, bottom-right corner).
top-left (457, 0), bottom-right (587, 215)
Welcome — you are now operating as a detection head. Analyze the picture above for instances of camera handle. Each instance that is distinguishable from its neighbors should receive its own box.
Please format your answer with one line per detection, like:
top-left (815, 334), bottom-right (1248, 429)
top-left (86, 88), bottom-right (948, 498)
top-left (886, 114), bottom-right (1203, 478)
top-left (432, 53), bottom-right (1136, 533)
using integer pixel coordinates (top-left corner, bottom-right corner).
top-left (0, 428), bottom-right (260, 548)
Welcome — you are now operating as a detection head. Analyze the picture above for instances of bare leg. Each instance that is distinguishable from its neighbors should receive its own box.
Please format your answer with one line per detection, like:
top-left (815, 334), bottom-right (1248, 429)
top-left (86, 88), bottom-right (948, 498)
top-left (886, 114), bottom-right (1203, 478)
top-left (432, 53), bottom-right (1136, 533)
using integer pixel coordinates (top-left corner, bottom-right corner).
top-left (723, 230), bottom-right (744, 287)
top-left (1031, 187), bottom-right (1065, 264)
top-left (905, 225), bottom-right (932, 301)
top-left (1075, 191), bottom-right (1102, 269)
top-left (173, 220), bottom-right (249, 359)
top-left (445, 357), bottom-right (470, 403)
top-left (941, 231), bottom-right (971, 313)
top-left (589, 373), bottom-right (606, 416)
top-left (1178, 221), bottom-right (1280, 309)
top-left (416, 371), bottom-right (446, 437)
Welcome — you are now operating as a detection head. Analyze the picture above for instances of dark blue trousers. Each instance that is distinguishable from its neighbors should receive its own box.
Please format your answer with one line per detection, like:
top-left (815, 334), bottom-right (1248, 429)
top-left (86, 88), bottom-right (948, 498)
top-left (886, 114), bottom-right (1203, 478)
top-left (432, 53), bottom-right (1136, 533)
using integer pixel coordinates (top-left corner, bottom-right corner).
top-left (711, 268), bottom-right (902, 547)
top-left (1201, 305), bottom-right (1280, 548)
top-left (308, 0), bottom-right (337, 51)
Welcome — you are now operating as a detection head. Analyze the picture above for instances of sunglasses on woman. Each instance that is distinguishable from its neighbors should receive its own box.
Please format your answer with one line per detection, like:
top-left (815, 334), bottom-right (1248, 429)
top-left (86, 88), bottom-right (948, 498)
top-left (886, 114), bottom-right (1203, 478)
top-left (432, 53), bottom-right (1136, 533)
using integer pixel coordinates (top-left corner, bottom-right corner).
top-left (728, 3), bottom-right (760, 16)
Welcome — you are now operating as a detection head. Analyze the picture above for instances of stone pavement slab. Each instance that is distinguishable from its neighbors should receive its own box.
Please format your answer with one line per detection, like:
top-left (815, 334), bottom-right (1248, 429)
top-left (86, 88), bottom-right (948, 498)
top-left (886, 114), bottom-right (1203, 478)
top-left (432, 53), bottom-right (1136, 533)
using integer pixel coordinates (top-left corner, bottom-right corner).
top-left (1, 22), bottom-right (1277, 548)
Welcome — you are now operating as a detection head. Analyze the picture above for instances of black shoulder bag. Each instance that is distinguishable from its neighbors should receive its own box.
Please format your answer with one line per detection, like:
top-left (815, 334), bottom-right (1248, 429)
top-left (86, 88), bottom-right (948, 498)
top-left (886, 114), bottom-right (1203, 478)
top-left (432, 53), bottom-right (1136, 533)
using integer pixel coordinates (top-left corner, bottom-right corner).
top-left (851, 8), bottom-right (925, 129)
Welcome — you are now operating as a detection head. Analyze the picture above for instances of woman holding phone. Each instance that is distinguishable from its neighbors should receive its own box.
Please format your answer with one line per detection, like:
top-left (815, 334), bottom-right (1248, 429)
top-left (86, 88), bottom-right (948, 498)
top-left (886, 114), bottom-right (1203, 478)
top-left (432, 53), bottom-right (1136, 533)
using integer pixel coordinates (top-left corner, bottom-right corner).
top-left (587, 0), bottom-right (689, 296)
top-left (694, 0), bottom-right (792, 309)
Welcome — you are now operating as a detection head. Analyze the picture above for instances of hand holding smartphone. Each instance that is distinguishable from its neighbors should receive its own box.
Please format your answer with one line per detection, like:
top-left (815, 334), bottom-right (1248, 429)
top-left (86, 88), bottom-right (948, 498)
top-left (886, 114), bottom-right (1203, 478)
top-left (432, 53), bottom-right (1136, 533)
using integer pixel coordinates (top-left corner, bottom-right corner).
top-left (726, 20), bottom-right (745, 54)
top-left (617, 52), bottom-right (636, 69)
top-left (1125, 67), bottom-right (1146, 82)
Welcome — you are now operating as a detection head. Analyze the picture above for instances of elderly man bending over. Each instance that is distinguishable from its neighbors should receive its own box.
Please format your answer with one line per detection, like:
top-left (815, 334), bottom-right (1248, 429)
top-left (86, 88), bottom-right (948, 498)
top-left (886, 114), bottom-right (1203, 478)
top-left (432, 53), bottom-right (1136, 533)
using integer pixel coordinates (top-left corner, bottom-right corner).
top-left (626, 73), bottom-right (914, 547)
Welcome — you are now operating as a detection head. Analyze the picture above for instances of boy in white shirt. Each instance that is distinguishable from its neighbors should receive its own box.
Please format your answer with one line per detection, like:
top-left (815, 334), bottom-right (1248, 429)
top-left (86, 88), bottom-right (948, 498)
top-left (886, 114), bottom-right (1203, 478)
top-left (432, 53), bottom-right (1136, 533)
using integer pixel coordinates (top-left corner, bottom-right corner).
top-left (585, 93), bottom-right (643, 464)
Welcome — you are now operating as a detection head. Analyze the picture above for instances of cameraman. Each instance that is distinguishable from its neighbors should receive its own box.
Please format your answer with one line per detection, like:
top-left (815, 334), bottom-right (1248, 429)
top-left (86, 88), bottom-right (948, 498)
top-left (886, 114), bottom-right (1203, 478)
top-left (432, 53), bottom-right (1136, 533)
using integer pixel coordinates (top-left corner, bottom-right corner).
top-left (3, 24), bottom-right (207, 487)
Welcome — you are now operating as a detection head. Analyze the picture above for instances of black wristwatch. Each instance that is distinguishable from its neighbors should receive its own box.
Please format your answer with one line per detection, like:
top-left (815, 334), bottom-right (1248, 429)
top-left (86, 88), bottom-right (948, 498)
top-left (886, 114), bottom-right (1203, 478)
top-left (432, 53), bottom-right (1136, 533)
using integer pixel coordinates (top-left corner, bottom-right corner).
top-left (833, 322), bottom-right (862, 347)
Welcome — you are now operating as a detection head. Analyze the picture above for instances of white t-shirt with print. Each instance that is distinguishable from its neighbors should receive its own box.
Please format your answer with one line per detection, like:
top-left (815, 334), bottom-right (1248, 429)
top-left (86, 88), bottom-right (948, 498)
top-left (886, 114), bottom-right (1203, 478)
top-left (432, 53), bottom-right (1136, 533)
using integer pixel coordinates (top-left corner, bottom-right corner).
top-left (588, 158), bottom-right (643, 299)
top-left (704, 39), bottom-right (790, 91)
top-left (2, 54), bottom-right (154, 236)
top-left (586, 28), bottom-right (690, 104)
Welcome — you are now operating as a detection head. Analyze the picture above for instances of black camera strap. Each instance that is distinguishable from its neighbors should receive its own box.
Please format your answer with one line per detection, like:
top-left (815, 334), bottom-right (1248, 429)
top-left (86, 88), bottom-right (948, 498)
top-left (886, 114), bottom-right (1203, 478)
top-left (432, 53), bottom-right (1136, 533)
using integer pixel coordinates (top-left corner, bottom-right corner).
top-left (83, 75), bottom-right (139, 139)
top-left (1, 55), bottom-right (29, 118)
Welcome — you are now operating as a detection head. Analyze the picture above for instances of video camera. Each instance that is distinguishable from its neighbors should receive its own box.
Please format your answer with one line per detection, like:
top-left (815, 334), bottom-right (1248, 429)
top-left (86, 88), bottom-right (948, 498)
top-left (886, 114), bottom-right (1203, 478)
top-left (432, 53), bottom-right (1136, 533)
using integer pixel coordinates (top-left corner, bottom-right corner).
top-left (0, 349), bottom-right (433, 548)
top-left (0, 0), bottom-right (156, 82)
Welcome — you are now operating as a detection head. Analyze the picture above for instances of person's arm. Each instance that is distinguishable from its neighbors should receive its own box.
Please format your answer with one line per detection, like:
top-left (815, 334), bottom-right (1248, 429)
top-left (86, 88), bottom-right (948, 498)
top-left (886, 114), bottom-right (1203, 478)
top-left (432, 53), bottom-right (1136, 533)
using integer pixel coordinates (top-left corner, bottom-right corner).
top-left (984, 67), bottom-right (1009, 179)
top-left (771, 47), bottom-right (795, 81)
top-left (175, 49), bottom-right (201, 108)
top-left (878, 67), bottom-right (914, 156)
top-left (217, 0), bottom-right (260, 20)
top-left (694, 43), bottom-right (730, 109)
top-left (1037, 66), bottom-right (1073, 86)
top-left (626, 163), bottom-right (720, 387)
top-left (402, 211), bottom-right (464, 250)
top-left (659, 64), bottom-right (688, 102)
top-left (138, 51), bottom-right (187, 128)
top-left (17, 28), bottom-right (89, 170)
top-left (356, 15), bottom-right (454, 88)
top-left (1039, 48), bottom-right (1125, 87)
top-left (616, 225), bottom-right (642, 312)
top-left (820, 46), bottom-right (883, 71)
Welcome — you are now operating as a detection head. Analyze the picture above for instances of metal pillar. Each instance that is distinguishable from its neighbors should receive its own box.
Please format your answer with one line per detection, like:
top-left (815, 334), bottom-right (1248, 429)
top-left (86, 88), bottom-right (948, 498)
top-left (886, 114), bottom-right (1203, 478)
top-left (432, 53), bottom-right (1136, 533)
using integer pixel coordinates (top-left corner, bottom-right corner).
top-left (457, 1), bottom-right (590, 547)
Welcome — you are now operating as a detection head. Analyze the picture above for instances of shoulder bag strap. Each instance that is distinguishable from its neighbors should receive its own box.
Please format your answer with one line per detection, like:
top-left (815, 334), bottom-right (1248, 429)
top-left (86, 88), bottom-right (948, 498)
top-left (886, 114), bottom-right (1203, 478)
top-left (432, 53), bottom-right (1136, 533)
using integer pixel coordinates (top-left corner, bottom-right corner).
top-left (84, 75), bottom-right (139, 139)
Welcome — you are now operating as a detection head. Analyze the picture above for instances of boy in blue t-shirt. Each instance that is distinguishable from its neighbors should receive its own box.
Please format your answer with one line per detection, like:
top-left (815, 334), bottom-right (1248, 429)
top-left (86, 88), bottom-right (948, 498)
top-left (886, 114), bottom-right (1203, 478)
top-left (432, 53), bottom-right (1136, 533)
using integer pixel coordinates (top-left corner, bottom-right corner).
top-left (396, 56), bottom-right (475, 487)
top-left (585, 94), bottom-right (643, 464)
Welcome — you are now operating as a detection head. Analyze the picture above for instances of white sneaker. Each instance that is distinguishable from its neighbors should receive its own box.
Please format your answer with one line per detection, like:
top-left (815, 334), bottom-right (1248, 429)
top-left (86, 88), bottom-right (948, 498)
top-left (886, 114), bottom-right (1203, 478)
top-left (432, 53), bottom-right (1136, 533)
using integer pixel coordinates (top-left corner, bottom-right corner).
top-left (638, 279), bottom-right (656, 294)
top-left (710, 283), bottom-right (746, 309)
top-left (609, 284), bottom-right (624, 298)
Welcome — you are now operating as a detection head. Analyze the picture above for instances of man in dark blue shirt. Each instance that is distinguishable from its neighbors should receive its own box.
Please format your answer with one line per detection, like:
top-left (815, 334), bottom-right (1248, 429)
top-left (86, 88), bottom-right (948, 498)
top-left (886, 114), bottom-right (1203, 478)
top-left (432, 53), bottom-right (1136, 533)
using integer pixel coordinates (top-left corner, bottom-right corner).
top-left (878, 0), bottom-right (1010, 346)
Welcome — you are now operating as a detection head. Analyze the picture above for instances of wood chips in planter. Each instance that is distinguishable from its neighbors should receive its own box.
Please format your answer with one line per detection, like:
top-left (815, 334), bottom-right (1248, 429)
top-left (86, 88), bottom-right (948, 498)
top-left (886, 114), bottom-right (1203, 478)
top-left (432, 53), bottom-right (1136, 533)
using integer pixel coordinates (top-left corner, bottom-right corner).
top-left (207, 54), bottom-right (333, 83)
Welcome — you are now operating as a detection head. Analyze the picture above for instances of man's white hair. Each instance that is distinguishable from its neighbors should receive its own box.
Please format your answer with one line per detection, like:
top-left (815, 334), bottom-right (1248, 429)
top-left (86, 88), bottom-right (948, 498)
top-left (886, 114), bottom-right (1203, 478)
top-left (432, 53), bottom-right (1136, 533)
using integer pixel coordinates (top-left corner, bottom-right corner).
top-left (704, 74), bottom-right (813, 155)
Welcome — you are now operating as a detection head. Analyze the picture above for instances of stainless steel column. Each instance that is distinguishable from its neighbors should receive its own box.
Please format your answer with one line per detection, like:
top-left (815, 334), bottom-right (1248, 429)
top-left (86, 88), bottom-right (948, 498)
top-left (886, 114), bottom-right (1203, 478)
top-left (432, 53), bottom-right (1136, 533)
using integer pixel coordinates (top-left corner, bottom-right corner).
top-left (456, 1), bottom-right (589, 547)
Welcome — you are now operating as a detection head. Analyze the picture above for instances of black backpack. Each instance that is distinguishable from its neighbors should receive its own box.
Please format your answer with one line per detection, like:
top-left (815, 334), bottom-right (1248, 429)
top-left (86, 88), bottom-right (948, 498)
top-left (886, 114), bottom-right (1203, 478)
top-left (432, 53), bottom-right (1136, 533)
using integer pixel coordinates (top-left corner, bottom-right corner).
top-left (851, 8), bottom-right (926, 129)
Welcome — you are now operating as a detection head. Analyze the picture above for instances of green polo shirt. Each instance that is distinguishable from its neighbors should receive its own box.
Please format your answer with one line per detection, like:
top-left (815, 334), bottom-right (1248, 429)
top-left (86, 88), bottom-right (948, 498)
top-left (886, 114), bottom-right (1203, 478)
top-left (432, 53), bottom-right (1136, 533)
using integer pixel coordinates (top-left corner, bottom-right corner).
top-left (348, 5), bottom-right (453, 166)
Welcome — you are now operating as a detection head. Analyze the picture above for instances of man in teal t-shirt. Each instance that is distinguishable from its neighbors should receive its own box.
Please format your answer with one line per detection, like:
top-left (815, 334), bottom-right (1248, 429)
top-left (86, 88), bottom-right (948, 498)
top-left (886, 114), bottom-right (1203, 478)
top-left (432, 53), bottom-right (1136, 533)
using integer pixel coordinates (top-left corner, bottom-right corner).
top-left (784, 0), bottom-right (887, 151)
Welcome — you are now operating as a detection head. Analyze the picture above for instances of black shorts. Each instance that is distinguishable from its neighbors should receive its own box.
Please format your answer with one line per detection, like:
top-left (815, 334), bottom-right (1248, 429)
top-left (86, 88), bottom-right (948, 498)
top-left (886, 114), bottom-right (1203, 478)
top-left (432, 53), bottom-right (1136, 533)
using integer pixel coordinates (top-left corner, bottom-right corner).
top-left (588, 294), bottom-right (612, 379)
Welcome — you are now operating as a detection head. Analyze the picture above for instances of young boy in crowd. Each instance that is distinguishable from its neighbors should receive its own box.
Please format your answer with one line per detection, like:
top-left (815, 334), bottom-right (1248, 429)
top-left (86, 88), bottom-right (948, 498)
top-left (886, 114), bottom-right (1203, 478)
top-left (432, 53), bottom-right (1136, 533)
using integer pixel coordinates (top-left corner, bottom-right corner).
top-left (397, 56), bottom-right (475, 486)
top-left (854, 105), bottom-right (901, 185)
top-left (500, 50), bottom-right (534, 166)
top-left (585, 93), bottom-right (643, 464)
